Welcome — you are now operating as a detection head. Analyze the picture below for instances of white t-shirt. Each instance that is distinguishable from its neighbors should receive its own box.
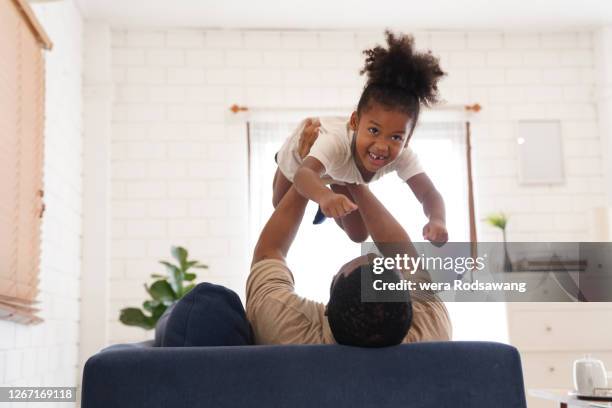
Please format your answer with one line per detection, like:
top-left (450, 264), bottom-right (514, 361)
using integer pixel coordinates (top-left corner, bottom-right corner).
top-left (276, 116), bottom-right (423, 184)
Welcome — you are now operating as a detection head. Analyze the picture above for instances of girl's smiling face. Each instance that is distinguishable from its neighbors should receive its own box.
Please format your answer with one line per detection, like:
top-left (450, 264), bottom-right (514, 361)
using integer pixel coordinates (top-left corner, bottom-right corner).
top-left (350, 103), bottom-right (413, 177)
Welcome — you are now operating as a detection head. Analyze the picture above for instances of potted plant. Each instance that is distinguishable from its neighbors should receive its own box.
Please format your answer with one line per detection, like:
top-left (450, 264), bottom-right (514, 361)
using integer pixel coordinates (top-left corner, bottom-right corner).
top-left (119, 246), bottom-right (208, 330)
top-left (484, 212), bottom-right (512, 272)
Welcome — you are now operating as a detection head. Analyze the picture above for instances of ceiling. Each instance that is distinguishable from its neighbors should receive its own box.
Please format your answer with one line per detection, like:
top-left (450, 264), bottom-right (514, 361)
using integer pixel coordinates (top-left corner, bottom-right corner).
top-left (75, 0), bottom-right (612, 30)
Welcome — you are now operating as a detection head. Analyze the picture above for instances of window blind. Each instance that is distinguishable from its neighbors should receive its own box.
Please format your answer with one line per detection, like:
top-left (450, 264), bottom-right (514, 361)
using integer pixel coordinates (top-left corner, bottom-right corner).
top-left (0, 0), bottom-right (52, 324)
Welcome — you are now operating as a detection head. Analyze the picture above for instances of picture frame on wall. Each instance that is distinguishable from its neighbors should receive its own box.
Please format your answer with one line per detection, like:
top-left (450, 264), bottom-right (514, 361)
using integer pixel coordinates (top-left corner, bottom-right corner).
top-left (516, 120), bottom-right (565, 185)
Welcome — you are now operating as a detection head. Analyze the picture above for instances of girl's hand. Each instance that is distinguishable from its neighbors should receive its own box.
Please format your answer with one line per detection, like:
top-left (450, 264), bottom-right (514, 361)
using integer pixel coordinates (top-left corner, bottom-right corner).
top-left (319, 191), bottom-right (358, 219)
top-left (423, 219), bottom-right (448, 246)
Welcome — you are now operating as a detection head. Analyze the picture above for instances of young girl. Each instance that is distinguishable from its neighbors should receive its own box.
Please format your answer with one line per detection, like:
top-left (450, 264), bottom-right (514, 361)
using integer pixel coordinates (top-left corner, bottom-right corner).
top-left (273, 31), bottom-right (448, 245)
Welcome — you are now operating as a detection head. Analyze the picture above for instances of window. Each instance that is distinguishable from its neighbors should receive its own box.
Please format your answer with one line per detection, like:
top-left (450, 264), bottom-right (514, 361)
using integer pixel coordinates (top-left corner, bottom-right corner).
top-left (0, 0), bottom-right (51, 324)
top-left (248, 117), bottom-right (508, 342)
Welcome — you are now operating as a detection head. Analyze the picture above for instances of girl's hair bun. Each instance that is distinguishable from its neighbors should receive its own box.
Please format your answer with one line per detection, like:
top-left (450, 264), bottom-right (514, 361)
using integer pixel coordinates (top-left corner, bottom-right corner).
top-left (360, 30), bottom-right (445, 107)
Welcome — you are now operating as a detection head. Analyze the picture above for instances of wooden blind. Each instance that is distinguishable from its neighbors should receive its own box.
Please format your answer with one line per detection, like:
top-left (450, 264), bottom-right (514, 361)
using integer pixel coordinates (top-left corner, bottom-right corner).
top-left (0, 0), bottom-right (52, 324)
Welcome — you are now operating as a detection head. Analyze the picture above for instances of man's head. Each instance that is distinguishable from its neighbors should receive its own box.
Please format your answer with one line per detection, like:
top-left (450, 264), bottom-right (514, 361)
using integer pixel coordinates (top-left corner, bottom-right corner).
top-left (326, 254), bottom-right (412, 347)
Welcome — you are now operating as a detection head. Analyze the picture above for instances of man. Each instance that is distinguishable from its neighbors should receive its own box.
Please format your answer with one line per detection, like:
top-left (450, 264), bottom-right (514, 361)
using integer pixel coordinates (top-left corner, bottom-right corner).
top-left (247, 169), bottom-right (451, 346)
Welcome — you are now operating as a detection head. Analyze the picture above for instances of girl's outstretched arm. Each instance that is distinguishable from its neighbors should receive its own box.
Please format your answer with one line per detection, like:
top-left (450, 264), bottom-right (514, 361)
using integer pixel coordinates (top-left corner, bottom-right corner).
top-left (294, 157), bottom-right (357, 219)
top-left (406, 173), bottom-right (448, 244)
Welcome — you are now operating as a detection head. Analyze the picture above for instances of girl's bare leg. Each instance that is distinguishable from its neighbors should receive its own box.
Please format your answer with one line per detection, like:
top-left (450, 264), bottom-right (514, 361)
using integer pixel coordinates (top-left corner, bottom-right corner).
top-left (330, 184), bottom-right (369, 243)
top-left (273, 169), bottom-right (368, 242)
top-left (272, 168), bottom-right (293, 208)
top-left (272, 118), bottom-right (320, 208)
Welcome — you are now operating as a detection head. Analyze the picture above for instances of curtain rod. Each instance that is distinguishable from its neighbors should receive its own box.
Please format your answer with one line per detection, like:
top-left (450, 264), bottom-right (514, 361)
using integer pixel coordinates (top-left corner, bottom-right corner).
top-left (229, 103), bottom-right (482, 114)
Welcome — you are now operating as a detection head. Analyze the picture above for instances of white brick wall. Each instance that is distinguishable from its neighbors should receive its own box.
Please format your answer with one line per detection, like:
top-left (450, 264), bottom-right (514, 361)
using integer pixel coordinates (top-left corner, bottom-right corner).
top-left (108, 28), bottom-right (604, 344)
top-left (0, 0), bottom-right (83, 401)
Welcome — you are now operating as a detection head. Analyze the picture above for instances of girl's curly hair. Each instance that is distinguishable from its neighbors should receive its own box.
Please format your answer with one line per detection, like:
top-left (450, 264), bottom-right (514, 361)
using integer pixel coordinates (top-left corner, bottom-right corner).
top-left (356, 30), bottom-right (446, 137)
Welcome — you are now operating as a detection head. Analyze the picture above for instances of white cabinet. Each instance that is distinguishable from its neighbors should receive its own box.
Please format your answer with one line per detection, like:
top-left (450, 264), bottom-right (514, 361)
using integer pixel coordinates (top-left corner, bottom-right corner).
top-left (507, 303), bottom-right (612, 408)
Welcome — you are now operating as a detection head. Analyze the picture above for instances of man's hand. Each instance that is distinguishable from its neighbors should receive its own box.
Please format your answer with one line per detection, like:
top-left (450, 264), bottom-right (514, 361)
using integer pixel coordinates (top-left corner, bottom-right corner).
top-left (422, 219), bottom-right (448, 246)
top-left (319, 191), bottom-right (357, 219)
top-left (298, 118), bottom-right (320, 159)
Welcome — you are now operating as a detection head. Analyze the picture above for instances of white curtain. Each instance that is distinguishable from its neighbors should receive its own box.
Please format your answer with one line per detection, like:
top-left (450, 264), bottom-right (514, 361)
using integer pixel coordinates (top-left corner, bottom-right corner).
top-left (248, 120), bottom-right (361, 301)
top-left (369, 121), bottom-right (470, 242)
top-left (248, 118), bottom-right (508, 343)
top-left (247, 121), bottom-right (298, 246)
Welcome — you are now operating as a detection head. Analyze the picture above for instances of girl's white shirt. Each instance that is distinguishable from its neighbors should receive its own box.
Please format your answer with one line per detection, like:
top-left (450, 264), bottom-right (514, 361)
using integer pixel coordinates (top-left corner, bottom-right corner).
top-left (276, 116), bottom-right (423, 184)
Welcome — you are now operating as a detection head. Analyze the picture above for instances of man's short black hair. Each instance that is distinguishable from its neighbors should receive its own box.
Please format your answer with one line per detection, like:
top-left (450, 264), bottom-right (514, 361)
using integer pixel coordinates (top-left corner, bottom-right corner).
top-left (327, 262), bottom-right (412, 347)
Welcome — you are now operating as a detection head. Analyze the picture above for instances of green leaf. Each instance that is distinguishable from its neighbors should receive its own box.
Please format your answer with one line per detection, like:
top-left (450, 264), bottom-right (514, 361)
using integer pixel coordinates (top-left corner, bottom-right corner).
top-left (142, 299), bottom-right (160, 312)
top-left (159, 261), bottom-right (180, 275)
top-left (193, 264), bottom-right (208, 269)
top-left (160, 261), bottom-right (181, 294)
top-left (484, 212), bottom-right (508, 230)
top-left (150, 303), bottom-right (168, 321)
top-left (119, 308), bottom-right (155, 330)
top-left (150, 273), bottom-right (166, 279)
top-left (184, 261), bottom-right (207, 270)
top-left (184, 272), bottom-right (196, 281)
top-left (171, 246), bottom-right (188, 269)
top-left (146, 280), bottom-right (177, 302)
top-left (159, 295), bottom-right (175, 306)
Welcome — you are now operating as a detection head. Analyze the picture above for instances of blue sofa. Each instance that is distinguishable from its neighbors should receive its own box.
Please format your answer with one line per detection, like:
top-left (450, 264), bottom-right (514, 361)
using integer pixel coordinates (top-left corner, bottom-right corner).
top-left (81, 340), bottom-right (527, 408)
